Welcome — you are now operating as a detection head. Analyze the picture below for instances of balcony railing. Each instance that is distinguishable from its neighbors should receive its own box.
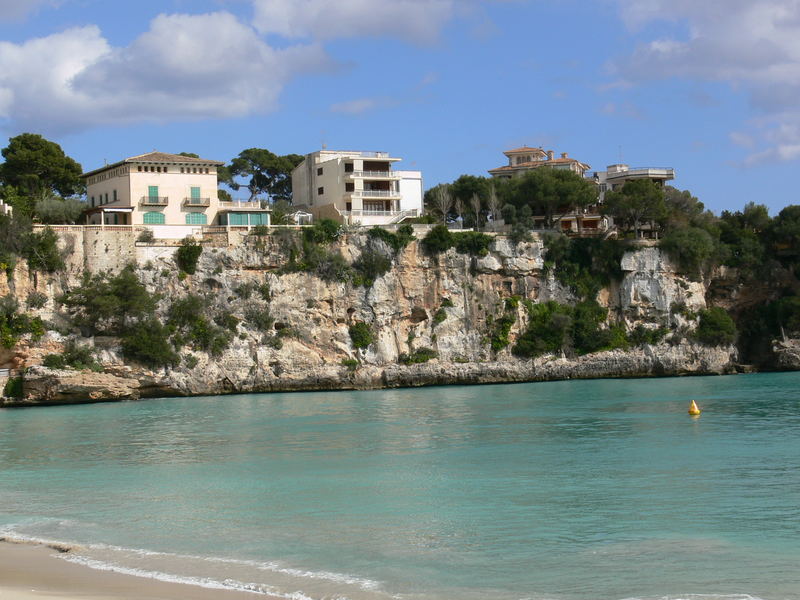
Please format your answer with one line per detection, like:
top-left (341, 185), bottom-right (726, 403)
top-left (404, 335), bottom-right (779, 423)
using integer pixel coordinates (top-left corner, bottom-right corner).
top-left (183, 197), bottom-right (211, 207)
top-left (140, 196), bottom-right (168, 206)
top-left (605, 168), bottom-right (675, 180)
top-left (219, 200), bottom-right (271, 210)
top-left (350, 190), bottom-right (401, 198)
top-left (346, 170), bottom-right (399, 179)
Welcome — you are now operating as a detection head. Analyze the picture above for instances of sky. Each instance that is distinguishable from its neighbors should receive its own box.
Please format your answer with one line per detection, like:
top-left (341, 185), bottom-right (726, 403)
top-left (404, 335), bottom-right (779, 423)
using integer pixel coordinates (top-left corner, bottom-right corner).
top-left (1, 0), bottom-right (799, 215)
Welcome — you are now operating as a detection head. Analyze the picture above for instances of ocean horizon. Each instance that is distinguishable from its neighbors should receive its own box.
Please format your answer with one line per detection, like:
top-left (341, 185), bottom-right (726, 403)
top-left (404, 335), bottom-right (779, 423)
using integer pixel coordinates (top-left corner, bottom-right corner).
top-left (2, 373), bottom-right (799, 600)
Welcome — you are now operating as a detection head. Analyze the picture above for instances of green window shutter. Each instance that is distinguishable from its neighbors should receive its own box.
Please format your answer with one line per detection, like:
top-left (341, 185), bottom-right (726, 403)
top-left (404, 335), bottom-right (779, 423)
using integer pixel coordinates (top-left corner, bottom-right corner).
top-left (143, 211), bottom-right (165, 224)
top-left (190, 187), bottom-right (201, 199)
top-left (229, 213), bottom-right (247, 226)
top-left (148, 186), bottom-right (159, 198)
top-left (185, 213), bottom-right (207, 225)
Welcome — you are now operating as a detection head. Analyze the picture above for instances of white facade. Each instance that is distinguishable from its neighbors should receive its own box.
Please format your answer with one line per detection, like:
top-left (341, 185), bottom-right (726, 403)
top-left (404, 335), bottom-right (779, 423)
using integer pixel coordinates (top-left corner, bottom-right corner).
top-left (292, 150), bottom-right (423, 225)
top-left (591, 164), bottom-right (676, 201)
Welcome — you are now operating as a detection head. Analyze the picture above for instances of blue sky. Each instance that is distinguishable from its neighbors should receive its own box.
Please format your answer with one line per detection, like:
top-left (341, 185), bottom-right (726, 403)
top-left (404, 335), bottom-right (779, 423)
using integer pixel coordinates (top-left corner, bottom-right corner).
top-left (1, 0), bottom-right (799, 215)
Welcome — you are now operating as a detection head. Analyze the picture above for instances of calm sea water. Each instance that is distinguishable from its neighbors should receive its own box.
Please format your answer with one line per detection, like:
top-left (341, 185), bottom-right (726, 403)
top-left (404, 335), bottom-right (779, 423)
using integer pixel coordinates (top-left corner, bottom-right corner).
top-left (1, 373), bottom-right (799, 600)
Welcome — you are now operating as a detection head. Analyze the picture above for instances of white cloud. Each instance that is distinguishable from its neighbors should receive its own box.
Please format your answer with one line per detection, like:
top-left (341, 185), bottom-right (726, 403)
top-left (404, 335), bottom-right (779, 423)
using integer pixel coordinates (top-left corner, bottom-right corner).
top-left (611, 0), bottom-right (800, 164)
top-left (0, 0), bottom-right (58, 21)
top-left (251, 0), bottom-right (456, 43)
top-left (0, 12), bottom-right (330, 134)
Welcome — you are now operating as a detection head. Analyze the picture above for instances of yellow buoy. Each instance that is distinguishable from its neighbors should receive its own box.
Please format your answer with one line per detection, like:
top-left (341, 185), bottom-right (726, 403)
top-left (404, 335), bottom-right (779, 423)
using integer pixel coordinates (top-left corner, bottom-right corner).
top-left (688, 400), bottom-right (701, 416)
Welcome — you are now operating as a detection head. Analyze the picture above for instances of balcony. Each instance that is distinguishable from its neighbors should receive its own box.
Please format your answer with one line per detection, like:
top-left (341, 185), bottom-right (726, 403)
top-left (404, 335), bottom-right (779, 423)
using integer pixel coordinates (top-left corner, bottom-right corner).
top-left (219, 200), bottom-right (271, 211)
top-left (140, 196), bottom-right (168, 206)
top-left (350, 189), bottom-right (401, 199)
top-left (346, 170), bottom-right (400, 179)
top-left (605, 168), bottom-right (675, 181)
top-left (183, 197), bottom-right (211, 207)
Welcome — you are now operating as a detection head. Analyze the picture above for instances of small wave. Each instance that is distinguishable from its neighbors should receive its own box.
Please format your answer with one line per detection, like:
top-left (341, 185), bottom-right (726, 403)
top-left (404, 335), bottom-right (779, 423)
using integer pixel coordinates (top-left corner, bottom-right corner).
top-left (60, 554), bottom-right (315, 600)
top-left (617, 595), bottom-right (766, 600)
top-left (1, 526), bottom-right (382, 599)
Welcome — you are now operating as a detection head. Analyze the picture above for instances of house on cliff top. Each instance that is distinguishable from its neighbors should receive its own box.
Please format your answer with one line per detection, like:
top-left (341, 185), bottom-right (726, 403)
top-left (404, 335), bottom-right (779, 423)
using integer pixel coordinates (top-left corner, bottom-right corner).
top-left (82, 152), bottom-right (271, 230)
top-left (291, 149), bottom-right (423, 225)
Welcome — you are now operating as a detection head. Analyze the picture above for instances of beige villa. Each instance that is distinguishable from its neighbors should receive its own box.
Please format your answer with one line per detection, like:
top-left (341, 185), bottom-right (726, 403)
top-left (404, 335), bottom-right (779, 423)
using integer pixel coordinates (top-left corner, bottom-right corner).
top-left (82, 152), bottom-right (271, 229)
top-left (488, 146), bottom-right (591, 179)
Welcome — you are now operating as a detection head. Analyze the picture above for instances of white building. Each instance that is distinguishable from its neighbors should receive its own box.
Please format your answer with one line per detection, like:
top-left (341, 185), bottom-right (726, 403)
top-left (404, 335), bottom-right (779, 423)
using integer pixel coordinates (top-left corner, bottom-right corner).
top-left (291, 150), bottom-right (423, 225)
top-left (591, 164), bottom-right (676, 201)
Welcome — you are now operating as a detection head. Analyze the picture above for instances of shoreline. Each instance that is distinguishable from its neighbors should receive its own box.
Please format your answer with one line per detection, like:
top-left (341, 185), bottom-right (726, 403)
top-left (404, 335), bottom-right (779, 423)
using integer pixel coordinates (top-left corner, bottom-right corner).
top-left (0, 540), bottom-right (280, 600)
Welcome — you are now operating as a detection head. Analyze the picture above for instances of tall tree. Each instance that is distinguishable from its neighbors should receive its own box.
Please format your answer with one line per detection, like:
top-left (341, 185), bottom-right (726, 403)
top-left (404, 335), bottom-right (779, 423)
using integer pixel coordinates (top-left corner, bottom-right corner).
top-left (431, 185), bottom-right (453, 224)
top-left (602, 179), bottom-right (667, 238)
top-left (226, 149), bottom-right (303, 203)
top-left (0, 134), bottom-right (84, 207)
top-left (503, 169), bottom-right (596, 229)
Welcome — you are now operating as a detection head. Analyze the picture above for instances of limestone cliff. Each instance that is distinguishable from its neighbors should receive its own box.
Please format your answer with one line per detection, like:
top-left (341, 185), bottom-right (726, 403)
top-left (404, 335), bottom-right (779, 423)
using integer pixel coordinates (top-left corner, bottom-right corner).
top-left (0, 230), bottom-right (741, 407)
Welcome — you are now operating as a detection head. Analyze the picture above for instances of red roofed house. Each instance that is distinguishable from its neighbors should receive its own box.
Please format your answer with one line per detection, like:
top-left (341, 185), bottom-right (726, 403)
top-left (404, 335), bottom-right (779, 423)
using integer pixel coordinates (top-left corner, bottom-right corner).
top-left (488, 147), bottom-right (591, 179)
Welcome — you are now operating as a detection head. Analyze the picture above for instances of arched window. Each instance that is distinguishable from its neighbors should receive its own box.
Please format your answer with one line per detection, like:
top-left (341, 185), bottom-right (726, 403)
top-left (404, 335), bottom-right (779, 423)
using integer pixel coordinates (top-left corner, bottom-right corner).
top-left (143, 211), bottom-right (165, 224)
top-left (185, 212), bottom-right (207, 225)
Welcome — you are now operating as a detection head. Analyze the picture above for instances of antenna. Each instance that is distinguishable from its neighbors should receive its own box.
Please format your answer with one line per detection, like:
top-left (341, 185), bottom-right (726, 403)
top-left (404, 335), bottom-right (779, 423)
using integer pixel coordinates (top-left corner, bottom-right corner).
top-left (321, 130), bottom-right (327, 151)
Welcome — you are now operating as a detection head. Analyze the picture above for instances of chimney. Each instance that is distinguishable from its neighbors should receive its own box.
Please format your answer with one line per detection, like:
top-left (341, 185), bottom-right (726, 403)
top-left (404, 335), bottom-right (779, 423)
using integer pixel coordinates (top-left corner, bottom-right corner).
top-left (547, 150), bottom-right (554, 160)
top-left (561, 152), bottom-right (568, 159)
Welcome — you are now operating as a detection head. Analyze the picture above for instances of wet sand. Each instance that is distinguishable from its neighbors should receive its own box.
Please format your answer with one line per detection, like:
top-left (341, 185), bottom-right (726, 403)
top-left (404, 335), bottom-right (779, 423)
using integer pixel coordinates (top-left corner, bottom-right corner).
top-left (0, 541), bottom-right (279, 600)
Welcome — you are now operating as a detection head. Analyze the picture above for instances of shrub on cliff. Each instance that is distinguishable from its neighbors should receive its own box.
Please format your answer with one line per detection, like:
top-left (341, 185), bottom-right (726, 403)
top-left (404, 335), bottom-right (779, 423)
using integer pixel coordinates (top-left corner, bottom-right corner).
top-left (349, 321), bottom-right (373, 349)
top-left (659, 227), bottom-right (716, 279)
top-left (513, 301), bottom-right (573, 358)
top-left (23, 226), bottom-right (64, 273)
top-left (43, 340), bottom-right (101, 371)
top-left (421, 225), bottom-right (452, 255)
top-left (367, 225), bottom-right (415, 253)
top-left (399, 347), bottom-right (437, 364)
top-left (175, 238), bottom-right (203, 274)
top-left (60, 266), bottom-right (156, 335)
top-left (0, 295), bottom-right (45, 348)
top-left (303, 219), bottom-right (341, 244)
top-left (695, 307), bottom-right (737, 346)
top-left (121, 318), bottom-right (179, 369)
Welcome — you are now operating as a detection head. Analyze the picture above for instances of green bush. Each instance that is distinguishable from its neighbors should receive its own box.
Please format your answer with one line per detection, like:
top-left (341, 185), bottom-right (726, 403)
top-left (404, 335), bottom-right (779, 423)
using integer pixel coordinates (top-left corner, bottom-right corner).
top-left (3, 376), bottom-right (23, 398)
top-left (441, 297), bottom-right (454, 308)
top-left (26, 291), bottom-right (47, 309)
top-left (421, 225), bottom-right (453, 255)
top-left (660, 227), bottom-right (716, 278)
top-left (250, 224), bottom-right (270, 236)
top-left (452, 231), bottom-right (492, 257)
top-left (695, 307), bottom-right (737, 346)
top-left (433, 308), bottom-right (448, 325)
top-left (544, 236), bottom-right (627, 300)
top-left (23, 227), bottom-right (64, 273)
top-left (0, 295), bottom-right (45, 348)
top-left (303, 219), bottom-right (341, 244)
top-left (352, 247), bottom-right (392, 286)
top-left (349, 321), bottom-right (373, 349)
top-left (60, 266), bottom-right (157, 335)
top-left (490, 314), bottom-right (514, 351)
top-left (628, 324), bottom-right (669, 346)
top-left (43, 340), bottom-right (101, 371)
top-left (513, 301), bottom-right (573, 358)
top-left (121, 319), bottom-right (179, 369)
top-left (175, 238), bottom-right (203, 274)
top-left (234, 282), bottom-right (257, 300)
top-left (341, 358), bottom-right (359, 371)
top-left (399, 347), bottom-right (438, 364)
top-left (245, 307), bottom-right (274, 332)
top-left (367, 226), bottom-right (415, 253)
top-left (214, 311), bottom-right (240, 332)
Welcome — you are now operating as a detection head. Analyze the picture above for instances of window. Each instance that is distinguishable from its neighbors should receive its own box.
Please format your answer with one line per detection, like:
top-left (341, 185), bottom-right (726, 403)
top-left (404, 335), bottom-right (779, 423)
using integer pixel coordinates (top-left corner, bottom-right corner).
top-left (185, 213), bottom-right (207, 225)
top-left (90, 196), bottom-right (95, 207)
top-left (344, 163), bottom-right (353, 173)
top-left (113, 190), bottom-right (117, 202)
top-left (229, 213), bottom-right (248, 226)
top-left (143, 212), bottom-right (165, 224)
top-left (138, 166), bottom-right (142, 172)
top-left (104, 193), bottom-right (109, 203)
top-left (317, 167), bottom-right (323, 176)
top-left (148, 185), bottom-right (159, 199)
top-left (317, 187), bottom-right (324, 195)
top-left (190, 186), bottom-right (201, 200)
top-left (345, 182), bottom-right (354, 192)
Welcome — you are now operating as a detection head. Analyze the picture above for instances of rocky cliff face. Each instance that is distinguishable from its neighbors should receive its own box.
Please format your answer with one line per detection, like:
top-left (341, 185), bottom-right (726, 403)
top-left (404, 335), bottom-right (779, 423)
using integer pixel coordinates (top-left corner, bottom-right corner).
top-left (0, 232), bottom-right (741, 407)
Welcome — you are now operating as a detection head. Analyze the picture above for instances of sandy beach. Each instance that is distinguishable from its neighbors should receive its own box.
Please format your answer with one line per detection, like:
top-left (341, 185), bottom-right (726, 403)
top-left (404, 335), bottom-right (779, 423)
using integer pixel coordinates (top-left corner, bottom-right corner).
top-left (0, 541), bottom-right (279, 600)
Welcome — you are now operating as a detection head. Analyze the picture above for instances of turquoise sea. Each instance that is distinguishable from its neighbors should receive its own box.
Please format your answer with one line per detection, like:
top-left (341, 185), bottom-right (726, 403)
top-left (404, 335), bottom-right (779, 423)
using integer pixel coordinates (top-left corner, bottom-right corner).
top-left (1, 373), bottom-right (799, 600)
